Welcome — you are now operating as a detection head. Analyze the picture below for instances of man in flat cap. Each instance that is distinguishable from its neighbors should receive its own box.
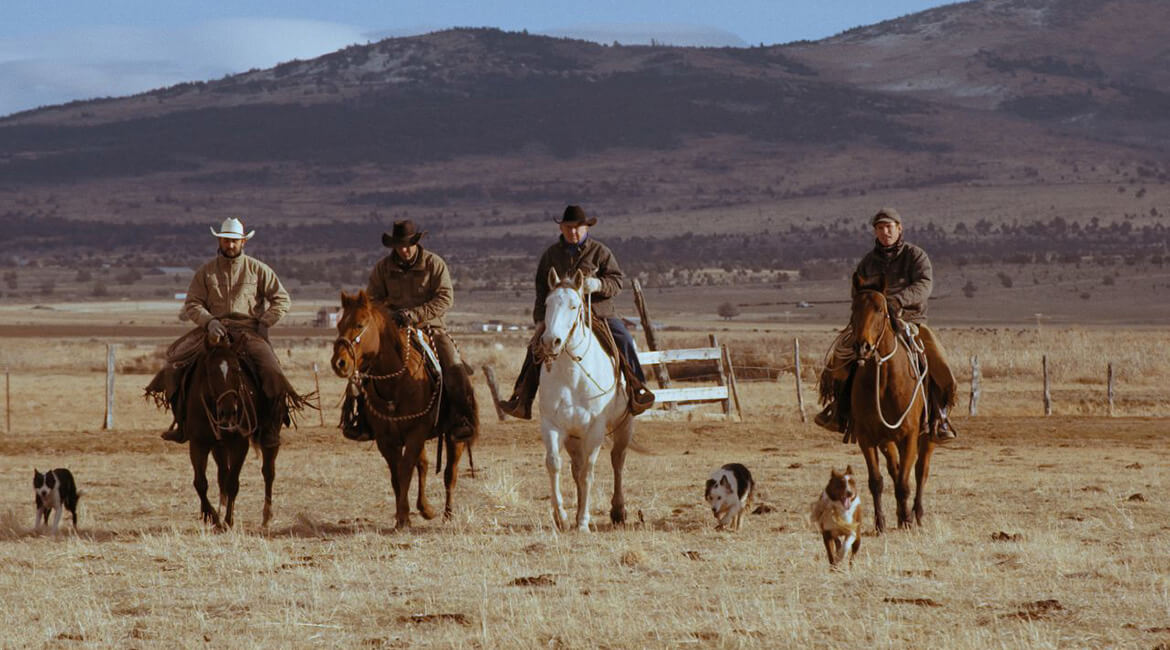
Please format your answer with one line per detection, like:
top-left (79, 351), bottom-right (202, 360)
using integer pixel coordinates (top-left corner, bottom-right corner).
top-left (498, 205), bottom-right (655, 419)
top-left (340, 220), bottom-right (477, 442)
top-left (815, 207), bottom-right (959, 441)
top-left (147, 217), bottom-right (295, 448)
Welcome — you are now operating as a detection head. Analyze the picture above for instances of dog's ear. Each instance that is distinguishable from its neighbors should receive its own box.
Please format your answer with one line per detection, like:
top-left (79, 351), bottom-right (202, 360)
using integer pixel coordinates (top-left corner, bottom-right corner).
top-left (831, 468), bottom-right (843, 479)
top-left (719, 475), bottom-right (731, 489)
top-left (845, 464), bottom-right (853, 475)
top-left (704, 478), bottom-right (715, 493)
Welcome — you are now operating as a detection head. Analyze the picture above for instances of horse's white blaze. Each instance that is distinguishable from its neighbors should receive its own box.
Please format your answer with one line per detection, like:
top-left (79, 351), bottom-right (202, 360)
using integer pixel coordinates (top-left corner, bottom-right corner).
top-left (219, 360), bottom-right (229, 381)
top-left (539, 280), bottom-right (633, 532)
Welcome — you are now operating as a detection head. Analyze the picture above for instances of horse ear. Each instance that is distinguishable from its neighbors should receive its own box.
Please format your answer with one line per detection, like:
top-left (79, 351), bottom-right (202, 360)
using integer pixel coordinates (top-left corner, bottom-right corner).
top-left (852, 273), bottom-right (865, 292)
top-left (572, 269), bottom-right (585, 291)
top-left (547, 267), bottom-right (560, 290)
top-left (340, 291), bottom-right (354, 308)
top-left (877, 275), bottom-right (888, 293)
top-left (356, 289), bottom-right (371, 307)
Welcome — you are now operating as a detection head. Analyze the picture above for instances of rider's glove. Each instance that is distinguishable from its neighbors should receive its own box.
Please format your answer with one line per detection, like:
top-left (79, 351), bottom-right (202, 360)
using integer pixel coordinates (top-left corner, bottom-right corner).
top-left (206, 318), bottom-right (227, 340)
top-left (887, 296), bottom-right (902, 321)
top-left (583, 277), bottom-right (602, 293)
top-left (392, 310), bottom-right (413, 328)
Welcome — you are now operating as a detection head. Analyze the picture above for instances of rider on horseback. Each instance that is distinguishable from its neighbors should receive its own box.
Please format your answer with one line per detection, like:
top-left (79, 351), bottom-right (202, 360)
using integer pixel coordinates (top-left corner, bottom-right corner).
top-left (815, 208), bottom-right (959, 442)
top-left (339, 220), bottom-right (477, 443)
top-left (147, 218), bottom-right (293, 448)
top-left (498, 205), bottom-right (656, 419)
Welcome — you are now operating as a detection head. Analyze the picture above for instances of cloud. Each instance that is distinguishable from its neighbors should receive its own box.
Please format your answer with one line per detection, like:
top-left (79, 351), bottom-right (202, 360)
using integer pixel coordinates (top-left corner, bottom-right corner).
top-left (0, 18), bottom-right (368, 117)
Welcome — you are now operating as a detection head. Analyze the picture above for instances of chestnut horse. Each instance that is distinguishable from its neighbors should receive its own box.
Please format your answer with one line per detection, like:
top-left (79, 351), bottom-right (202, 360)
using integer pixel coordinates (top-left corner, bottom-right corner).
top-left (849, 273), bottom-right (935, 532)
top-left (186, 335), bottom-right (278, 530)
top-left (330, 290), bottom-right (472, 529)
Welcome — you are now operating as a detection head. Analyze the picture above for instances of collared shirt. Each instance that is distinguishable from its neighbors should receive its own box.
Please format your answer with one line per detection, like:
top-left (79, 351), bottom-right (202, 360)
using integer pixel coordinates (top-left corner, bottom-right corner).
top-left (183, 253), bottom-right (290, 329)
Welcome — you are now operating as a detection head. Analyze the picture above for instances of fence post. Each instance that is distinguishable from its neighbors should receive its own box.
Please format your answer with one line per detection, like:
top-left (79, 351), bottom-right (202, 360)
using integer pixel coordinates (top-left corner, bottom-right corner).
top-left (312, 362), bottom-right (325, 427)
top-left (1042, 354), bottom-right (1052, 416)
top-left (969, 355), bottom-right (980, 417)
top-left (708, 334), bottom-right (731, 417)
top-left (1107, 362), bottom-right (1115, 417)
top-left (721, 344), bottom-right (743, 421)
top-left (4, 366), bottom-right (10, 433)
top-left (103, 344), bottom-right (116, 430)
top-left (632, 279), bottom-right (674, 412)
top-left (482, 365), bottom-right (507, 422)
top-left (793, 338), bottom-right (806, 423)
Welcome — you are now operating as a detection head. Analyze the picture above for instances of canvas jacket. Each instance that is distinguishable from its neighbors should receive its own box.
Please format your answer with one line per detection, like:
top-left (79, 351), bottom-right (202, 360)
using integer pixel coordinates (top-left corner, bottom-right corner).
top-left (533, 236), bottom-right (623, 323)
top-left (854, 240), bottom-right (932, 323)
top-left (366, 247), bottom-right (453, 329)
top-left (184, 253), bottom-right (290, 329)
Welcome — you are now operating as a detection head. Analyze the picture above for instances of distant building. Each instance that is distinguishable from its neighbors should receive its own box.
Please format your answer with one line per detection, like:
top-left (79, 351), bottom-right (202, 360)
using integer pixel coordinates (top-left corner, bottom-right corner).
top-left (174, 292), bottom-right (187, 300)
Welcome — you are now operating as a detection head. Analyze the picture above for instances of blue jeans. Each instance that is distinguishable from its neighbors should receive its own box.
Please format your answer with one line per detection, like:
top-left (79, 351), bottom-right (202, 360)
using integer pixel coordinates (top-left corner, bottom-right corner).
top-left (606, 317), bottom-right (645, 382)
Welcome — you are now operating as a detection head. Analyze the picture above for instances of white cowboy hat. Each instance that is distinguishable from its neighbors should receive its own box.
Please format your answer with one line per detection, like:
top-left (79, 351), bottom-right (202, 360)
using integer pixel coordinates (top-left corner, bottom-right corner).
top-left (210, 217), bottom-right (255, 240)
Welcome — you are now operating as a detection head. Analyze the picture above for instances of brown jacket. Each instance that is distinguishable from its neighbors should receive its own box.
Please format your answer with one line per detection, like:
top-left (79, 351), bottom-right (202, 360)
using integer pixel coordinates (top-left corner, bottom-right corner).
top-left (366, 247), bottom-right (453, 329)
top-left (533, 236), bottom-right (623, 323)
top-left (183, 254), bottom-right (289, 329)
top-left (854, 240), bottom-right (932, 324)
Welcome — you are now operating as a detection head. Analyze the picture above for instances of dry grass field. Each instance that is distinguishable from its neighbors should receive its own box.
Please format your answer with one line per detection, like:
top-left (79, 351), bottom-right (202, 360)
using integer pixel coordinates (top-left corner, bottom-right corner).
top-left (1, 322), bottom-right (1168, 648)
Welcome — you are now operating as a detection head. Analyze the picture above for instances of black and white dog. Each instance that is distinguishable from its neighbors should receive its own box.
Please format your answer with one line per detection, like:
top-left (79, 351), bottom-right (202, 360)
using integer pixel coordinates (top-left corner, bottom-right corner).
top-left (704, 463), bottom-right (754, 531)
top-left (33, 468), bottom-right (81, 535)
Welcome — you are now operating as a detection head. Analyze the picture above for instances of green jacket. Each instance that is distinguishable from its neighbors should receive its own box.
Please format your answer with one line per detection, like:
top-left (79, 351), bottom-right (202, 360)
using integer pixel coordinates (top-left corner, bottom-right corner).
top-left (366, 247), bottom-right (453, 329)
top-left (854, 240), bottom-right (932, 324)
top-left (533, 236), bottom-right (623, 323)
top-left (183, 253), bottom-right (289, 330)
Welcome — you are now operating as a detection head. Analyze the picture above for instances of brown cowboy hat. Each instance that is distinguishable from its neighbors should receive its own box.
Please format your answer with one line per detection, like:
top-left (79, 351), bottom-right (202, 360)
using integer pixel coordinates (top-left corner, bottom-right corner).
top-left (556, 205), bottom-right (597, 226)
top-left (382, 220), bottom-right (426, 248)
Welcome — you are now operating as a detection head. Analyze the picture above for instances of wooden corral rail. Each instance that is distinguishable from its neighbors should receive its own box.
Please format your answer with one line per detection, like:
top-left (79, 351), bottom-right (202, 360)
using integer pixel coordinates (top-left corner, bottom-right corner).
top-left (637, 340), bottom-right (743, 421)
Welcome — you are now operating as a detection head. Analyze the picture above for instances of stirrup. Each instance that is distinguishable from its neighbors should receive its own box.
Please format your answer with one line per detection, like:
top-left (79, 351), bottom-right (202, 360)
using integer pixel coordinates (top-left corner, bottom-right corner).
top-left (629, 387), bottom-right (655, 415)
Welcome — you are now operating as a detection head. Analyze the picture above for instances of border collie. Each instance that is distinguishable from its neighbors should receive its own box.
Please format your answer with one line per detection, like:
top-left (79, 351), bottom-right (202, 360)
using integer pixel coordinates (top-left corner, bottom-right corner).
top-left (33, 468), bottom-right (80, 535)
top-left (705, 463), bottom-right (754, 531)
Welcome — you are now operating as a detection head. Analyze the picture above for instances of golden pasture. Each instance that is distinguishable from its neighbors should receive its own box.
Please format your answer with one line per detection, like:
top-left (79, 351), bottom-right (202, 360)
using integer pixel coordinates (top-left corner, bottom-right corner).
top-left (0, 326), bottom-right (1168, 648)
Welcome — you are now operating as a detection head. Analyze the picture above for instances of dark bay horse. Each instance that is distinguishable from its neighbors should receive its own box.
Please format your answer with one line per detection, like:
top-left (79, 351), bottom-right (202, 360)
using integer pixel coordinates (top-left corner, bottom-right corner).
top-left (186, 335), bottom-right (278, 530)
top-left (849, 273), bottom-right (935, 533)
top-left (330, 290), bottom-right (473, 529)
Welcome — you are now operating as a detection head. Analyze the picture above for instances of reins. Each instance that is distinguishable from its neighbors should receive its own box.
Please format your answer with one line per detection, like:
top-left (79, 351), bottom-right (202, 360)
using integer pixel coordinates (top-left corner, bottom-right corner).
top-left (543, 287), bottom-right (620, 399)
top-left (335, 312), bottom-right (442, 426)
top-left (859, 296), bottom-right (928, 430)
top-left (201, 347), bottom-right (259, 438)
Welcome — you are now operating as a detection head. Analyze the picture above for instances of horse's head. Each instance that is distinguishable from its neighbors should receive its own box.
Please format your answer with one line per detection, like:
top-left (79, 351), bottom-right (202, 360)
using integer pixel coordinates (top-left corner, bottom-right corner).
top-left (332, 290), bottom-right (384, 378)
top-left (850, 273), bottom-right (891, 360)
top-left (202, 338), bottom-right (251, 435)
top-left (541, 267), bottom-right (586, 359)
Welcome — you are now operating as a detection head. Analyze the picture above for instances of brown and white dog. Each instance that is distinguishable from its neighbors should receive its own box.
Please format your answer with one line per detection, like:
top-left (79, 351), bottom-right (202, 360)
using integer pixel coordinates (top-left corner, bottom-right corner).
top-left (810, 465), bottom-right (861, 566)
top-left (705, 463), bottom-right (754, 531)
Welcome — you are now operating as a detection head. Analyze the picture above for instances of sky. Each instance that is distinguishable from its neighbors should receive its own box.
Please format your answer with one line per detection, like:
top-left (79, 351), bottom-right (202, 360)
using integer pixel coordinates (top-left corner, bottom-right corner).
top-left (0, 0), bottom-right (957, 118)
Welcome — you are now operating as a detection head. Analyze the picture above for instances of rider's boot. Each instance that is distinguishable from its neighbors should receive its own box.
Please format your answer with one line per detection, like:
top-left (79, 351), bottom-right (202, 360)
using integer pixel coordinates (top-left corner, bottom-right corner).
top-left (814, 400), bottom-right (838, 432)
top-left (340, 393), bottom-right (374, 441)
top-left (445, 365), bottom-right (478, 443)
top-left (931, 405), bottom-right (958, 442)
top-left (626, 371), bottom-right (656, 416)
top-left (499, 354), bottom-right (539, 420)
top-left (160, 393), bottom-right (186, 443)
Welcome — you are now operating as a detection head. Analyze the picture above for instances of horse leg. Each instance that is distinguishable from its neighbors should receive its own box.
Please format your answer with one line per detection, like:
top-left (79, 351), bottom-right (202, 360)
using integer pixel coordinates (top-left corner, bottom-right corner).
top-left (609, 417), bottom-right (632, 525)
top-left (222, 437), bottom-right (248, 529)
top-left (860, 443), bottom-right (885, 534)
top-left (542, 426), bottom-right (568, 531)
top-left (212, 444), bottom-right (229, 524)
top-left (415, 444), bottom-right (437, 520)
top-left (376, 438), bottom-right (409, 530)
top-left (896, 434), bottom-right (920, 529)
top-left (442, 438), bottom-right (465, 520)
top-left (395, 437), bottom-right (426, 530)
top-left (572, 436), bottom-right (603, 532)
top-left (913, 436), bottom-right (935, 525)
top-left (261, 443), bottom-right (279, 528)
top-left (190, 442), bottom-right (219, 528)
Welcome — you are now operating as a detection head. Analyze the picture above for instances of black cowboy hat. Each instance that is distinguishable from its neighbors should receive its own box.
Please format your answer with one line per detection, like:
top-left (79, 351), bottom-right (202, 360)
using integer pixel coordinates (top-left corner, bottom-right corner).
top-left (555, 205), bottom-right (597, 227)
top-left (382, 220), bottom-right (426, 248)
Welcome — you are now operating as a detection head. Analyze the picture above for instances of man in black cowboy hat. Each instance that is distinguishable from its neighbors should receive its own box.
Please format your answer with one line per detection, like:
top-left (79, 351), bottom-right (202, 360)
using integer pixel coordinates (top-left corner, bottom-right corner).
top-left (814, 207), bottom-right (958, 442)
top-left (498, 205), bottom-right (655, 419)
top-left (339, 220), bottom-right (477, 442)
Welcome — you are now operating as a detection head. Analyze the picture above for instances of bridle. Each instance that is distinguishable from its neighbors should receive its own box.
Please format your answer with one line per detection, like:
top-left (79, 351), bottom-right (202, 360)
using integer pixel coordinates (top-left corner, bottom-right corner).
top-left (201, 348), bottom-right (258, 437)
top-left (334, 311), bottom-right (440, 425)
top-left (541, 285), bottom-right (619, 400)
top-left (855, 290), bottom-right (927, 430)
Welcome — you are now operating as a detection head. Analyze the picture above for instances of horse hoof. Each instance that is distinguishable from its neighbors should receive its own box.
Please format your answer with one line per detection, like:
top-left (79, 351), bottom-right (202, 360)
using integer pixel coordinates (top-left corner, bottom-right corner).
top-left (610, 507), bottom-right (627, 525)
top-left (419, 506), bottom-right (438, 521)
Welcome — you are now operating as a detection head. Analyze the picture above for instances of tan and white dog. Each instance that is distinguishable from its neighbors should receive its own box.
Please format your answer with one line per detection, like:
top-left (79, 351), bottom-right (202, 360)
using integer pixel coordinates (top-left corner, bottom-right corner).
top-left (810, 465), bottom-right (862, 566)
top-left (705, 463), bottom-right (754, 531)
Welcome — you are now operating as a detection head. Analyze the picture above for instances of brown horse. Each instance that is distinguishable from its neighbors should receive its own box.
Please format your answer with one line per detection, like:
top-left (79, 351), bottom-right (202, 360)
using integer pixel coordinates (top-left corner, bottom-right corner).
top-left (186, 335), bottom-right (279, 530)
top-left (849, 273), bottom-right (935, 532)
top-left (330, 290), bottom-right (473, 529)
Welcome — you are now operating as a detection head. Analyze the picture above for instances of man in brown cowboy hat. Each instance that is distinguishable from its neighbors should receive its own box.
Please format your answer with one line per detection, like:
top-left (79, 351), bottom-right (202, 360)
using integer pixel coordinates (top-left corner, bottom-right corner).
top-left (498, 205), bottom-right (655, 419)
top-left (815, 207), bottom-right (959, 442)
top-left (146, 218), bottom-right (294, 448)
top-left (339, 220), bottom-right (477, 442)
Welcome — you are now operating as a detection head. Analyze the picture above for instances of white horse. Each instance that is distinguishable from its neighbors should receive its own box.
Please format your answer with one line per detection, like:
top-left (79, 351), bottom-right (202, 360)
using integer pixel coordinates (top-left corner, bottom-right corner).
top-left (539, 268), bottom-right (634, 532)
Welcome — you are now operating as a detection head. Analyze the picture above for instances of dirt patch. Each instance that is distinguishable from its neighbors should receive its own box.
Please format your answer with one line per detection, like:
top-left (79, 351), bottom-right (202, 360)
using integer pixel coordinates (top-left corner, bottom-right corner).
top-left (511, 574), bottom-right (557, 587)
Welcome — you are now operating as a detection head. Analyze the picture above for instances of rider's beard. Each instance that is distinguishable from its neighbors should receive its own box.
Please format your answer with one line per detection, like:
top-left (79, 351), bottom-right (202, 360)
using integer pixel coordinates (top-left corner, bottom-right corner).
top-left (218, 246), bottom-right (243, 259)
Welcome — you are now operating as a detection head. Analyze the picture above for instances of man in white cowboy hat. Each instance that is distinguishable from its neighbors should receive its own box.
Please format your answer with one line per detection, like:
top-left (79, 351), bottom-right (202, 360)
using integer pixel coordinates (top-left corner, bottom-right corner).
top-left (498, 205), bottom-right (655, 420)
top-left (338, 219), bottom-right (478, 443)
top-left (814, 207), bottom-right (958, 442)
top-left (146, 217), bottom-right (292, 447)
